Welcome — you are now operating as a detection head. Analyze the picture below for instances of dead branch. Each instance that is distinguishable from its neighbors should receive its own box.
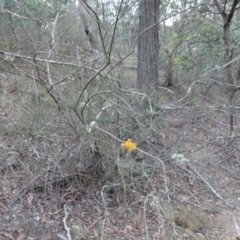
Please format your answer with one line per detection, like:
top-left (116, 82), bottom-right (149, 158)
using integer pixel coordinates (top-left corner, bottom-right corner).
top-left (63, 204), bottom-right (72, 240)
top-left (46, 12), bottom-right (59, 86)
top-left (231, 209), bottom-right (240, 237)
top-left (187, 163), bottom-right (234, 209)
top-left (187, 163), bottom-right (240, 237)
top-left (143, 195), bottom-right (150, 240)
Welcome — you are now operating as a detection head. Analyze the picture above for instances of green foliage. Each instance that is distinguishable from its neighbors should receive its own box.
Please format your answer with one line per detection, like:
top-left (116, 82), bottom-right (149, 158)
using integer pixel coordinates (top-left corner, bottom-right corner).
top-left (170, 1), bottom-right (179, 10)
top-left (24, 0), bottom-right (38, 7)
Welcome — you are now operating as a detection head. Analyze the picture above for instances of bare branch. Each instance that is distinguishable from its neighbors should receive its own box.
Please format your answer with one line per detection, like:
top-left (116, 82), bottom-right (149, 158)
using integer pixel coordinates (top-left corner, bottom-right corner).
top-left (63, 204), bottom-right (72, 240)
top-left (187, 163), bottom-right (234, 209)
top-left (0, 4), bottom-right (39, 21)
top-left (231, 209), bottom-right (240, 237)
top-left (46, 12), bottom-right (60, 86)
top-left (226, 0), bottom-right (239, 24)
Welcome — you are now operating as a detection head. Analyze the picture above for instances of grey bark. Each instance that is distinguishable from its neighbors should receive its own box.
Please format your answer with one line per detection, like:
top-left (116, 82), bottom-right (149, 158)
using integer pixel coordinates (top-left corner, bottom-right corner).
top-left (213, 0), bottom-right (239, 136)
top-left (137, 0), bottom-right (159, 92)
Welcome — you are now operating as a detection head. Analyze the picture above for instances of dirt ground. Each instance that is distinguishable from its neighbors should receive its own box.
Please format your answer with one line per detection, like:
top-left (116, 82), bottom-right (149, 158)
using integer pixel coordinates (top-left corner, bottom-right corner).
top-left (1, 69), bottom-right (240, 240)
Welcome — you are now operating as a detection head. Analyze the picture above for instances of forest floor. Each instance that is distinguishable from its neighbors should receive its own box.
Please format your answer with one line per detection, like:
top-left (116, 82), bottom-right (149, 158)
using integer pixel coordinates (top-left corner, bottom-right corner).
top-left (1, 69), bottom-right (240, 240)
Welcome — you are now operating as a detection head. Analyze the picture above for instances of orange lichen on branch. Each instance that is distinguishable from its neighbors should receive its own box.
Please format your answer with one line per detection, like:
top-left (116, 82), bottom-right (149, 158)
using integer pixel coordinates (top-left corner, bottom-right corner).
top-left (121, 138), bottom-right (137, 151)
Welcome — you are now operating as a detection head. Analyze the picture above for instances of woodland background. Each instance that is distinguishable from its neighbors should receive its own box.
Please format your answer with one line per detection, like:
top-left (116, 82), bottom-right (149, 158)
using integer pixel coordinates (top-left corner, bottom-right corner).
top-left (1, 0), bottom-right (240, 239)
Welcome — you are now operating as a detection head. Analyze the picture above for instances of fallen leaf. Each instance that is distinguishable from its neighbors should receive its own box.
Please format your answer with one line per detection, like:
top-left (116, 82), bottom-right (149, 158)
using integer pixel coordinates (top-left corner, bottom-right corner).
top-left (0, 231), bottom-right (14, 239)
top-left (64, 194), bottom-right (75, 199)
top-left (161, 229), bottom-right (166, 237)
top-left (0, 207), bottom-right (7, 214)
top-left (40, 214), bottom-right (49, 223)
top-left (153, 229), bottom-right (164, 238)
top-left (16, 232), bottom-right (26, 240)
top-left (28, 193), bottom-right (34, 205)
top-left (106, 217), bottom-right (111, 225)
top-left (56, 233), bottom-right (68, 240)
top-left (93, 229), bottom-right (98, 238)
top-left (173, 227), bottom-right (178, 236)
top-left (83, 225), bottom-right (88, 231)
top-left (16, 233), bottom-right (27, 240)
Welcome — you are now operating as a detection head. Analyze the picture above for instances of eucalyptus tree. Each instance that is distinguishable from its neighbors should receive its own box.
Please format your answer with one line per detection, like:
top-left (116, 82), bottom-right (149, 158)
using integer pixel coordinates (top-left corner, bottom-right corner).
top-left (159, 1), bottom-right (222, 87)
top-left (212, 0), bottom-right (240, 135)
top-left (137, 0), bottom-right (160, 92)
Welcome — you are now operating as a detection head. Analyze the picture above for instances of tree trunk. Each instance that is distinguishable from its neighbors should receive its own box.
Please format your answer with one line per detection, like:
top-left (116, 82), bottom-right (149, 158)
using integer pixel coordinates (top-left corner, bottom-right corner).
top-left (137, 0), bottom-right (159, 92)
top-left (224, 22), bottom-right (236, 135)
top-left (213, 0), bottom-right (239, 136)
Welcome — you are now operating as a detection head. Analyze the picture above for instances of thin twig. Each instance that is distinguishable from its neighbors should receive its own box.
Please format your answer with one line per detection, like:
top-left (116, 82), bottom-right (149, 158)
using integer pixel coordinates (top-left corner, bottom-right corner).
top-left (0, 5), bottom-right (39, 21)
top-left (231, 209), bottom-right (240, 237)
top-left (100, 217), bottom-right (106, 240)
top-left (187, 163), bottom-right (234, 209)
top-left (143, 195), bottom-right (150, 240)
top-left (63, 204), bottom-right (72, 240)
top-left (32, 146), bottom-right (40, 159)
top-left (0, 106), bottom-right (17, 127)
top-left (32, 70), bottom-right (39, 104)
top-left (100, 184), bottom-right (120, 239)
top-left (0, 50), bottom-right (100, 67)
top-left (84, 216), bottom-right (104, 236)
